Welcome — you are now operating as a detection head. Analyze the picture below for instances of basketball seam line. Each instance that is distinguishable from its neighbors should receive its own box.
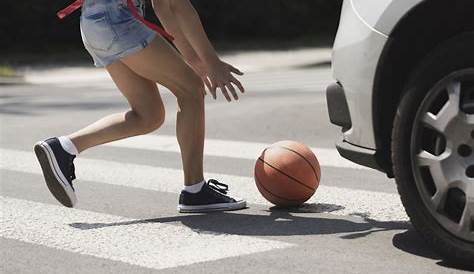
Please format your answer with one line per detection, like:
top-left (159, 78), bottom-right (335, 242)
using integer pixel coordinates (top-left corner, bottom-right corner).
top-left (277, 146), bottom-right (321, 182)
top-left (266, 146), bottom-right (320, 182)
top-left (257, 157), bottom-right (315, 192)
top-left (254, 173), bottom-right (308, 202)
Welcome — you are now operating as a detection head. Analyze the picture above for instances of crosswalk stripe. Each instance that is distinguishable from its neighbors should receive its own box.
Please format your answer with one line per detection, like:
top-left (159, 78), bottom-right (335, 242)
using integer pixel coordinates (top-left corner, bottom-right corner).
top-left (0, 148), bottom-right (407, 222)
top-left (25, 67), bottom-right (331, 84)
top-left (1, 196), bottom-right (293, 270)
top-left (27, 68), bottom-right (332, 93)
top-left (49, 81), bottom-right (329, 92)
top-left (103, 134), bottom-right (368, 170)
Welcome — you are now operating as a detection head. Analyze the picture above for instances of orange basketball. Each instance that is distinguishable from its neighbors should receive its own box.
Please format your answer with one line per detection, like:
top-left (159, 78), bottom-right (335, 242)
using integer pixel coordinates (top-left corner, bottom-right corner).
top-left (254, 140), bottom-right (321, 207)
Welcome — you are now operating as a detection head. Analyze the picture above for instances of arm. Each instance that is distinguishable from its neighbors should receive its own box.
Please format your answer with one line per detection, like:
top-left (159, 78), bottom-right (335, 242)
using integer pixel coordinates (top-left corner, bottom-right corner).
top-left (152, 0), bottom-right (244, 101)
top-left (151, 0), bottom-right (200, 65)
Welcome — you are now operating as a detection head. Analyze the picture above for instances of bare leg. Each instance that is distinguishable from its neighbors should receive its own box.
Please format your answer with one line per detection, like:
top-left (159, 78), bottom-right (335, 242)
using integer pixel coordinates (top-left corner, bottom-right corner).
top-left (68, 61), bottom-right (166, 154)
top-left (120, 35), bottom-right (205, 186)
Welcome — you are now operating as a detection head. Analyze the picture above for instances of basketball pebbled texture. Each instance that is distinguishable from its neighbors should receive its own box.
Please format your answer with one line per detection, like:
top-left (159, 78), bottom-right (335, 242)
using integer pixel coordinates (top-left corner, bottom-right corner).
top-left (254, 140), bottom-right (321, 207)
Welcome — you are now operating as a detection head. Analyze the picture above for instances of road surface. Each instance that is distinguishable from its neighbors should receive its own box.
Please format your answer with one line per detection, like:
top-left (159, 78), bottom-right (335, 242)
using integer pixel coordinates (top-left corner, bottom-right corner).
top-left (1, 64), bottom-right (471, 273)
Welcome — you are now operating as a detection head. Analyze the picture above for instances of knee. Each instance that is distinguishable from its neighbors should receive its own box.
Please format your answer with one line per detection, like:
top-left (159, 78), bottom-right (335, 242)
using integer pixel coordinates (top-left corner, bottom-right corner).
top-left (134, 107), bottom-right (166, 134)
top-left (175, 74), bottom-right (205, 107)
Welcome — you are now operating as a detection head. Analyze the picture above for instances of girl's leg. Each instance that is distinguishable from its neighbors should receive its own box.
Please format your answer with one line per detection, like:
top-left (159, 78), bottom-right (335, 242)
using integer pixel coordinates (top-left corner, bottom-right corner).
top-left (35, 61), bottom-right (165, 207)
top-left (119, 35), bottom-right (206, 186)
top-left (68, 61), bottom-right (166, 154)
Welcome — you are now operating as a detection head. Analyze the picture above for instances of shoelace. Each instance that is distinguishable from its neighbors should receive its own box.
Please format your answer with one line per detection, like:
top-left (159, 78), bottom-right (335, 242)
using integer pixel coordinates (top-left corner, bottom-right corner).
top-left (69, 155), bottom-right (76, 181)
top-left (207, 179), bottom-right (228, 195)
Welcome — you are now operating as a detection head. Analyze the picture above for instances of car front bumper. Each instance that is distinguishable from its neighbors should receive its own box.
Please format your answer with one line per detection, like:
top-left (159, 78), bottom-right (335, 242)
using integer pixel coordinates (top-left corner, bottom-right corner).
top-left (327, 82), bottom-right (386, 172)
top-left (328, 0), bottom-right (390, 172)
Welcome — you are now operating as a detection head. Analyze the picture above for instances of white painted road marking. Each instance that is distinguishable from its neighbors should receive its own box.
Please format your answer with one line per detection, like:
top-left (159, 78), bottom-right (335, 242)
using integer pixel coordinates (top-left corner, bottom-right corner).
top-left (0, 196), bottom-right (292, 270)
top-left (0, 148), bottom-right (407, 221)
top-left (26, 67), bottom-right (332, 93)
top-left (103, 134), bottom-right (368, 170)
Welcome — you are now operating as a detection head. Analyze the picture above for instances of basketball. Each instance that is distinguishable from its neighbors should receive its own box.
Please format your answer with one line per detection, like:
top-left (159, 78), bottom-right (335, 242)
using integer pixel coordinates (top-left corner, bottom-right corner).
top-left (254, 140), bottom-right (321, 207)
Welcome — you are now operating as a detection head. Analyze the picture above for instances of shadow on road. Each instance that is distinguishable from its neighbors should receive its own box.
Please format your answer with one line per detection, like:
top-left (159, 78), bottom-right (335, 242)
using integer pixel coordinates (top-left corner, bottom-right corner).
top-left (294, 60), bottom-right (331, 69)
top-left (392, 229), bottom-right (441, 260)
top-left (393, 229), bottom-right (474, 272)
top-left (70, 203), bottom-right (408, 238)
top-left (70, 205), bottom-right (473, 270)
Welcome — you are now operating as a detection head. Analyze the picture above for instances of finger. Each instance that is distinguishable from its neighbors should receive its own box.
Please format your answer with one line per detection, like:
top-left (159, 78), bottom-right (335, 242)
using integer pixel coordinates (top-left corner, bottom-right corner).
top-left (210, 89), bottom-right (217, 100)
top-left (219, 83), bottom-right (232, 102)
top-left (210, 81), bottom-right (218, 100)
top-left (204, 77), bottom-right (212, 93)
top-left (229, 65), bottom-right (244, 75)
top-left (200, 78), bottom-right (207, 96)
top-left (226, 82), bottom-right (238, 100)
top-left (230, 76), bottom-right (245, 93)
top-left (200, 77), bottom-right (210, 96)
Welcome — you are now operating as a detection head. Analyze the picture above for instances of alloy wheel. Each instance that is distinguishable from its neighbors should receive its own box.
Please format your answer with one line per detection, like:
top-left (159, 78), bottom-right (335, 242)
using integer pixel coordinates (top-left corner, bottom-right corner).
top-left (411, 68), bottom-right (474, 242)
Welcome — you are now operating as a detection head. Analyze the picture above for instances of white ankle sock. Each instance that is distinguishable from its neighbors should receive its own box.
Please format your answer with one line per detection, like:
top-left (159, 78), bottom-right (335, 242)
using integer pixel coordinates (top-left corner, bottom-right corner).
top-left (184, 180), bottom-right (205, 193)
top-left (58, 136), bottom-right (79, 155)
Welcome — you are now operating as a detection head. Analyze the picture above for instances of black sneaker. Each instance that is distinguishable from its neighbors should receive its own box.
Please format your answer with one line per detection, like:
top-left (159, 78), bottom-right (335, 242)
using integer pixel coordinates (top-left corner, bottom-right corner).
top-left (34, 137), bottom-right (77, 207)
top-left (178, 179), bottom-right (247, 213)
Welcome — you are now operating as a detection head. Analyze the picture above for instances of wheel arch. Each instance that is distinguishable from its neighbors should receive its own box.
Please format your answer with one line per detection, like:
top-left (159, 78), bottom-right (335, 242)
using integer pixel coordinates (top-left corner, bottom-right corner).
top-left (372, 0), bottom-right (474, 176)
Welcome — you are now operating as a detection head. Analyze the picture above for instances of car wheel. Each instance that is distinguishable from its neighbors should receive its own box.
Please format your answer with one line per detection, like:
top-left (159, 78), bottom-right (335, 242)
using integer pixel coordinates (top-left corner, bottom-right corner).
top-left (392, 33), bottom-right (474, 267)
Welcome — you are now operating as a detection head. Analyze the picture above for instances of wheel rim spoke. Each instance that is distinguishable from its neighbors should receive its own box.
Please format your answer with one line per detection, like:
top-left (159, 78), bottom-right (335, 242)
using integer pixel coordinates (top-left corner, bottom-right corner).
top-left (431, 189), bottom-right (447, 211)
top-left (458, 190), bottom-right (473, 236)
top-left (416, 150), bottom-right (450, 196)
top-left (416, 150), bottom-right (441, 167)
top-left (446, 81), bottom-right (462, 115)
top-left (422, 112), bottom-right (441, 131)
top-left (422, 81), bottom-right (461, 132)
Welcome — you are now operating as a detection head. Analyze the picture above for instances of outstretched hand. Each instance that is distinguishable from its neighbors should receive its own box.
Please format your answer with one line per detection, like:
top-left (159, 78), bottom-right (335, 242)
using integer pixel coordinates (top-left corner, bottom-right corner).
top-left (190, 59), bottom-right (245, 102)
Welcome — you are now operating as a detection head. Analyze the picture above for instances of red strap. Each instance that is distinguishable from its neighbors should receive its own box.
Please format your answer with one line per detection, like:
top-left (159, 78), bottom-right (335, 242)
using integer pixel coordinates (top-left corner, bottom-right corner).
top-left (56, 0), bottom-right (174, 42)
top-left (126, 0), bottom-right (174, 41)
top-left (57, 0), bottom-right (84, 19)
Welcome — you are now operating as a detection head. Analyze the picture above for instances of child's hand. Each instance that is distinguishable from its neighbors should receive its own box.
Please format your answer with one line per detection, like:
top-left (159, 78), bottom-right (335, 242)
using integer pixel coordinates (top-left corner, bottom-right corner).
top-left (191, 59), bottom-right (245, 101)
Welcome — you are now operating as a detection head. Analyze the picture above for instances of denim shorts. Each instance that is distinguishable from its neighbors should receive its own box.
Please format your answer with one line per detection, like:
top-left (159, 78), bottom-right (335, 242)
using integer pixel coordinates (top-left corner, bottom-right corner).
top-left (80, 0), bottom-right (157, 67)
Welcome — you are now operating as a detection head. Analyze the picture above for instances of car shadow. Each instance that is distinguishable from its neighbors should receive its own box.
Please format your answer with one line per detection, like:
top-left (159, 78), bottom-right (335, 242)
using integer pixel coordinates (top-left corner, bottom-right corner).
top-left (392, 229), bottom-right (474, 271)
top-left (392, 229), bottom-right (442, 260)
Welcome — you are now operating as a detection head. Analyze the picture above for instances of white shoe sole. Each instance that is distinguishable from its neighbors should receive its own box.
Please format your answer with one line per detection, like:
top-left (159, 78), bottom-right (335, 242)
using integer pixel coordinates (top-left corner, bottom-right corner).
top-left (178, 200), bottom-right (247, 213)
top-left (34, 141), bottom-right (77, 208)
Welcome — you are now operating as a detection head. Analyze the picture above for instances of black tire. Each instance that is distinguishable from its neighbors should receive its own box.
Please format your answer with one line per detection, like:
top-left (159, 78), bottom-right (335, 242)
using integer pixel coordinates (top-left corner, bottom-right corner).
top-left (392, 33), bottom-right (474, 267)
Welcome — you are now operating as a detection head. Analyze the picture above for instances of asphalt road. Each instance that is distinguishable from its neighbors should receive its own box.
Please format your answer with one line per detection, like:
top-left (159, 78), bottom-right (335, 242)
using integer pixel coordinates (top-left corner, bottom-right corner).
top-left (1, 65), bottom-right (471, 273)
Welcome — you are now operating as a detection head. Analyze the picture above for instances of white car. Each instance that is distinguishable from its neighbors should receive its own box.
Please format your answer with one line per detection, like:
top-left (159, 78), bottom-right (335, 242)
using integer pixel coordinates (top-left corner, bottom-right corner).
top-left (327, 0), bottom-right (474, 266)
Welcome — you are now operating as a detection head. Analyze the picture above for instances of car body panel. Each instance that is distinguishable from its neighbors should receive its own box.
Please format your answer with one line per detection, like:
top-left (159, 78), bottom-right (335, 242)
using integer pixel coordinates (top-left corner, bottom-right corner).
top-left (352, 0), bottom-right (424, 35)
top-left (373, 0), bottom-right (425, 35)
top-left (331, 0), bottom-right (424, 149)
top-left (331, 0), bottom-right (389, 148)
